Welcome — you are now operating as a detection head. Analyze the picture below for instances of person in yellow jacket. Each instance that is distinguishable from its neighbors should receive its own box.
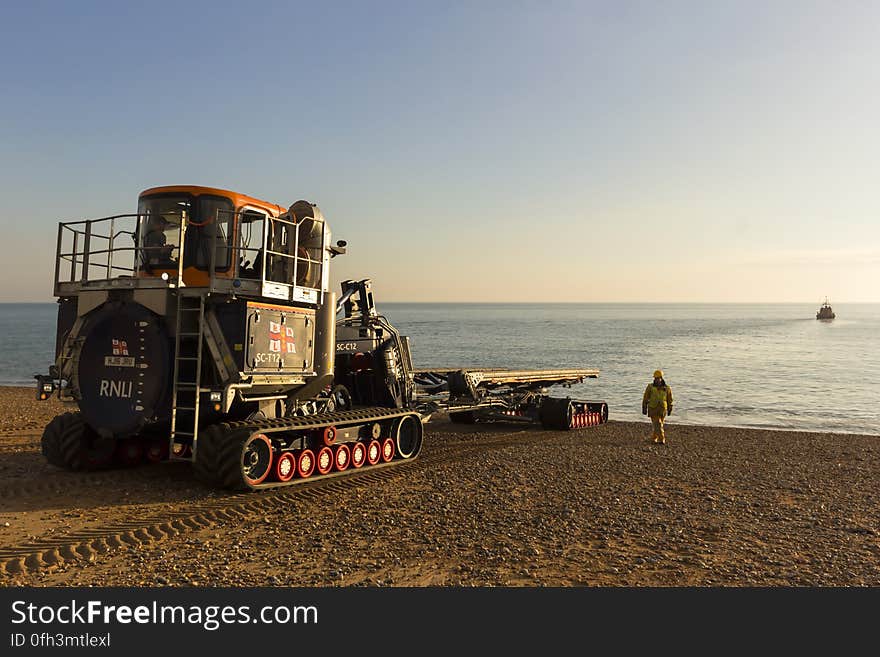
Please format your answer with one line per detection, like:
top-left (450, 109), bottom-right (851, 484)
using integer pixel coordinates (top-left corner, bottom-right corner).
top-left (642, 369), bottom-right (674, 444)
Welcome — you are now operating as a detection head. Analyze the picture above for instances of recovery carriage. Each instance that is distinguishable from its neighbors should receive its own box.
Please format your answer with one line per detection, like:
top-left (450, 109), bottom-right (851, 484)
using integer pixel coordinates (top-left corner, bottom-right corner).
top-left (334, 280), bottom-right (609, 430)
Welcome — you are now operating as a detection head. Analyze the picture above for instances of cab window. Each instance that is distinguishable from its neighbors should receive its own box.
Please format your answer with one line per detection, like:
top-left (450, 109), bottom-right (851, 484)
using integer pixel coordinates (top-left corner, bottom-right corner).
top-left (188, 195), bottom-right (234, 271)
top-left (137, 195), bottom-right (189, 272)
top-left (238, 209), bottom-right (266, 279)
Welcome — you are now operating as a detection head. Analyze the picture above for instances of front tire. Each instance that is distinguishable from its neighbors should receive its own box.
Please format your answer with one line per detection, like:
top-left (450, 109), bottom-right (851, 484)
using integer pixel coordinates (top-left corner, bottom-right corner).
top-left (41, 412), bottom-right (115, 471)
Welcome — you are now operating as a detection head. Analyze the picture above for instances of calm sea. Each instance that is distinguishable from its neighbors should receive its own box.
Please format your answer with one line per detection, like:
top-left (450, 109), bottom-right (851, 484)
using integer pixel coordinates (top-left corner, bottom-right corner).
top-left (1, 302), bottom-right (878, 435)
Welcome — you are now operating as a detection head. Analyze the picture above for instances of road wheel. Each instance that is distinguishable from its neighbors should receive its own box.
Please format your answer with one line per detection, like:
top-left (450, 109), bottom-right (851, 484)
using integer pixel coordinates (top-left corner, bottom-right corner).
top-left (393, 415), bottom-right (423, 459)
top-left (351, 442), bottom-right (366, 468)
top-left (381, 438), bottom-right (395, 463)
top-left (334, 444), bottom-right (351, 471)
top-left (275, 452), bottom-right (296, 482)
top-left (145, 438), bottom-right (169, 463)
top-left (321, 426), bottom-right (337, 447)
top-left (296, 449), bottom-right (316, 478)
top-left (240, 434), bottom-right (273, 487)
top-left (316, 446), bottom-right (334, 475)
top-left (115, 439), bottom-right (145, 467)
top-left (172, 442), bottom-right (192, 459)
top-left (367, 440), bottom-right (381, 465)
top-left (216, 430), bottom-right (274, 490)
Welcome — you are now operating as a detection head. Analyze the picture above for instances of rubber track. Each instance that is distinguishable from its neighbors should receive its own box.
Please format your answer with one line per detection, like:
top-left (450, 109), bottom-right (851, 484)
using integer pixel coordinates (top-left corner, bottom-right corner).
top-left (212, 406), bottom-right (416, 435)
top-left (0, 427), bottom-right (590, 578)
top-left (194, 407), bottom-right (421, 490)
top-left (217, 427), bottom-right (257, 490)
top-left (2, 414), bottom-right (603, 499)
top-left (2, 408), bottom-right (418, 499)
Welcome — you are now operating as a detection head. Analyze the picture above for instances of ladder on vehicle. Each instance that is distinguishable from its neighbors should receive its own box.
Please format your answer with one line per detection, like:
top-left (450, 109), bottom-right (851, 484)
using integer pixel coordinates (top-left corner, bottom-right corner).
top-left (54, 316), bottom-right (86, 397)
top-left (170, 293), bottom-right (205, 460)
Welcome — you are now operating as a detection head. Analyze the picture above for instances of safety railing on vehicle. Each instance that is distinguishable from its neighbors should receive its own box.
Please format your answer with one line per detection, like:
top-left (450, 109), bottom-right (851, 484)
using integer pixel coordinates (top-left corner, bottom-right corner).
top-left (53, 209), bottom-right (326, 303)
top-left (55, 214), bottom-right (148, 292)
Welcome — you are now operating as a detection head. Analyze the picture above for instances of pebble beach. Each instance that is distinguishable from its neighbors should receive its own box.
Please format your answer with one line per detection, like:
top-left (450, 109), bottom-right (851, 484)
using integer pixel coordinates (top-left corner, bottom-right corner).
top-left (0, 386), bottom-right (877, 587)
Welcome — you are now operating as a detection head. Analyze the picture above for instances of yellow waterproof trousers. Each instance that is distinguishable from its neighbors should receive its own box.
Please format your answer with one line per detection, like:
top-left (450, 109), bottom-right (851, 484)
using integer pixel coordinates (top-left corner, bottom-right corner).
top-left (650, 414), bottom-right (666, 443)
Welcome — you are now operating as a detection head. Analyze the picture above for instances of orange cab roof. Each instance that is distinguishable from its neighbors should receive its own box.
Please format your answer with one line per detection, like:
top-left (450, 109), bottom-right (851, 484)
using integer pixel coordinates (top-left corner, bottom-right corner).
top-left (139, 185), bottom-right (287, 216)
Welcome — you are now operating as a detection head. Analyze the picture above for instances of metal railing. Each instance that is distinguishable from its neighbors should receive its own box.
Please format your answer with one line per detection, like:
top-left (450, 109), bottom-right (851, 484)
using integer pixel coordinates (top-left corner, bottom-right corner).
top-left (54, 214), bottom-right (144, 288)
top-left (53, 209), bottom-right (327, 302)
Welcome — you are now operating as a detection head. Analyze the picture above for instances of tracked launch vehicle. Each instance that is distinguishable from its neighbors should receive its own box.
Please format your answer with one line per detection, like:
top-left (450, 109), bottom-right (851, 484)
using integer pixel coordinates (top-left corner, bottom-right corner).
top-left (35, 185), bottom-right (607, 490)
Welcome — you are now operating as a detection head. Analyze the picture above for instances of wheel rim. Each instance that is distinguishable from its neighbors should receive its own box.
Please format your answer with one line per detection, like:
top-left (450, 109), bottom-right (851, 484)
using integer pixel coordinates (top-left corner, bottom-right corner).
top-left (322, 426), bottom-right (337, 447)
top-left (367, 440), bottom-right (381, 465)
top-left (317, 446), bottom-right (333, 474)
top-left (297, 449), bottom-right (315, 478)
top-left (145, 438), bottom-right (168, 463)
top-left (335, 444), bottom-right (351, 471)
top-left (394, 415), bottom-right (422, 459)
top-left (115, 440), bottom-right (144, 467)
top-left (86, 438), bottom-right (116, 468)
top-left (351, 442), bottom-right (366, 468)
top-left (275, 453), bottom-right (296, 482)
top-left (242, 434), bottom-right (273, 486)
top-left (171, 442), bottom-right (190, 458)
top-left (381, 438), bottom-right (395, 462)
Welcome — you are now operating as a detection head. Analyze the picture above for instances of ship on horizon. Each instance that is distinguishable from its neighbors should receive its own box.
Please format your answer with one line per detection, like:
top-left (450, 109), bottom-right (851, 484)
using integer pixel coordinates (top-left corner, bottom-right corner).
top-left (816, 297), bottom-right (835, 320)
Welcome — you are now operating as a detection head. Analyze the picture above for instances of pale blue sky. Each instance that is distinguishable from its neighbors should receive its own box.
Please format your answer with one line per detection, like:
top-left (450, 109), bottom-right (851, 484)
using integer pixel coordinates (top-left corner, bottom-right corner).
top-left (1, 1), bottom-right (878, 302)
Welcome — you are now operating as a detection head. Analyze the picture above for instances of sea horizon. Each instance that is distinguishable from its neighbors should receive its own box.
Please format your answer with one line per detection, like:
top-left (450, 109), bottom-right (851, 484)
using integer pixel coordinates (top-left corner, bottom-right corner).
top-left (1, 301), bottom-right (877, 435)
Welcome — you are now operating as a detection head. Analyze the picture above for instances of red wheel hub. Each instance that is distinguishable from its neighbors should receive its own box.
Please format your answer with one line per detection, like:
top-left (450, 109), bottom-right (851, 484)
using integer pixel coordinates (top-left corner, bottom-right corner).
top-left (296, 449), bottom-right (316, 478)
top-left (145, 438), bottom-right (169, 463)
top-left (242, 434), bottom-right (273, 487)
top-left (115, 440), bottom-right (144, 467)
top-left (171, 442), bottom-right (190, 458)
top-left (274, 452), bottom-right (296, 482)
top-left (316, 446), bottom-right (334, 475)
top-left (367, 440), bottom-right (381, 465)
top-left (351, 442), bottom-right (366, 468)
top-left (321, 426), bottom-right (337, 447)
top-left (381, 438), bottom-right (395, 463)
top-left (334, 444), bottom-right (351, 471)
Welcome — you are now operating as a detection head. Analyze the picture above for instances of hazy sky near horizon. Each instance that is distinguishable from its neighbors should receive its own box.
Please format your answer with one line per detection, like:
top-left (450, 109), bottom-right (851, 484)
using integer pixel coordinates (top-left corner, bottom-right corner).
top-left (1, 1), bottom-right (878, 302)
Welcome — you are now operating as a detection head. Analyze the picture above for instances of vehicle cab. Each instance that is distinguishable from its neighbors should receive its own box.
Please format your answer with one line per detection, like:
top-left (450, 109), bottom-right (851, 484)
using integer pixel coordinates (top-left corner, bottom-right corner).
top-left (54, 184), bottom-right (341, 306)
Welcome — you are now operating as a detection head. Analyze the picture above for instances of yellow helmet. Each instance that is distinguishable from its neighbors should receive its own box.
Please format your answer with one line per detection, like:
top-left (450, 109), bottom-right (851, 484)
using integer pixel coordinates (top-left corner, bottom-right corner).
top-left (653, 370), bottom-right (664, 379)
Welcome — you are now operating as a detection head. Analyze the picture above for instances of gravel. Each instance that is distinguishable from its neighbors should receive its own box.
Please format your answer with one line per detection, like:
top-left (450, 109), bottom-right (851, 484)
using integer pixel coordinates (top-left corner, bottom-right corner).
top-left (1, 385), bottom-right (877, 587)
